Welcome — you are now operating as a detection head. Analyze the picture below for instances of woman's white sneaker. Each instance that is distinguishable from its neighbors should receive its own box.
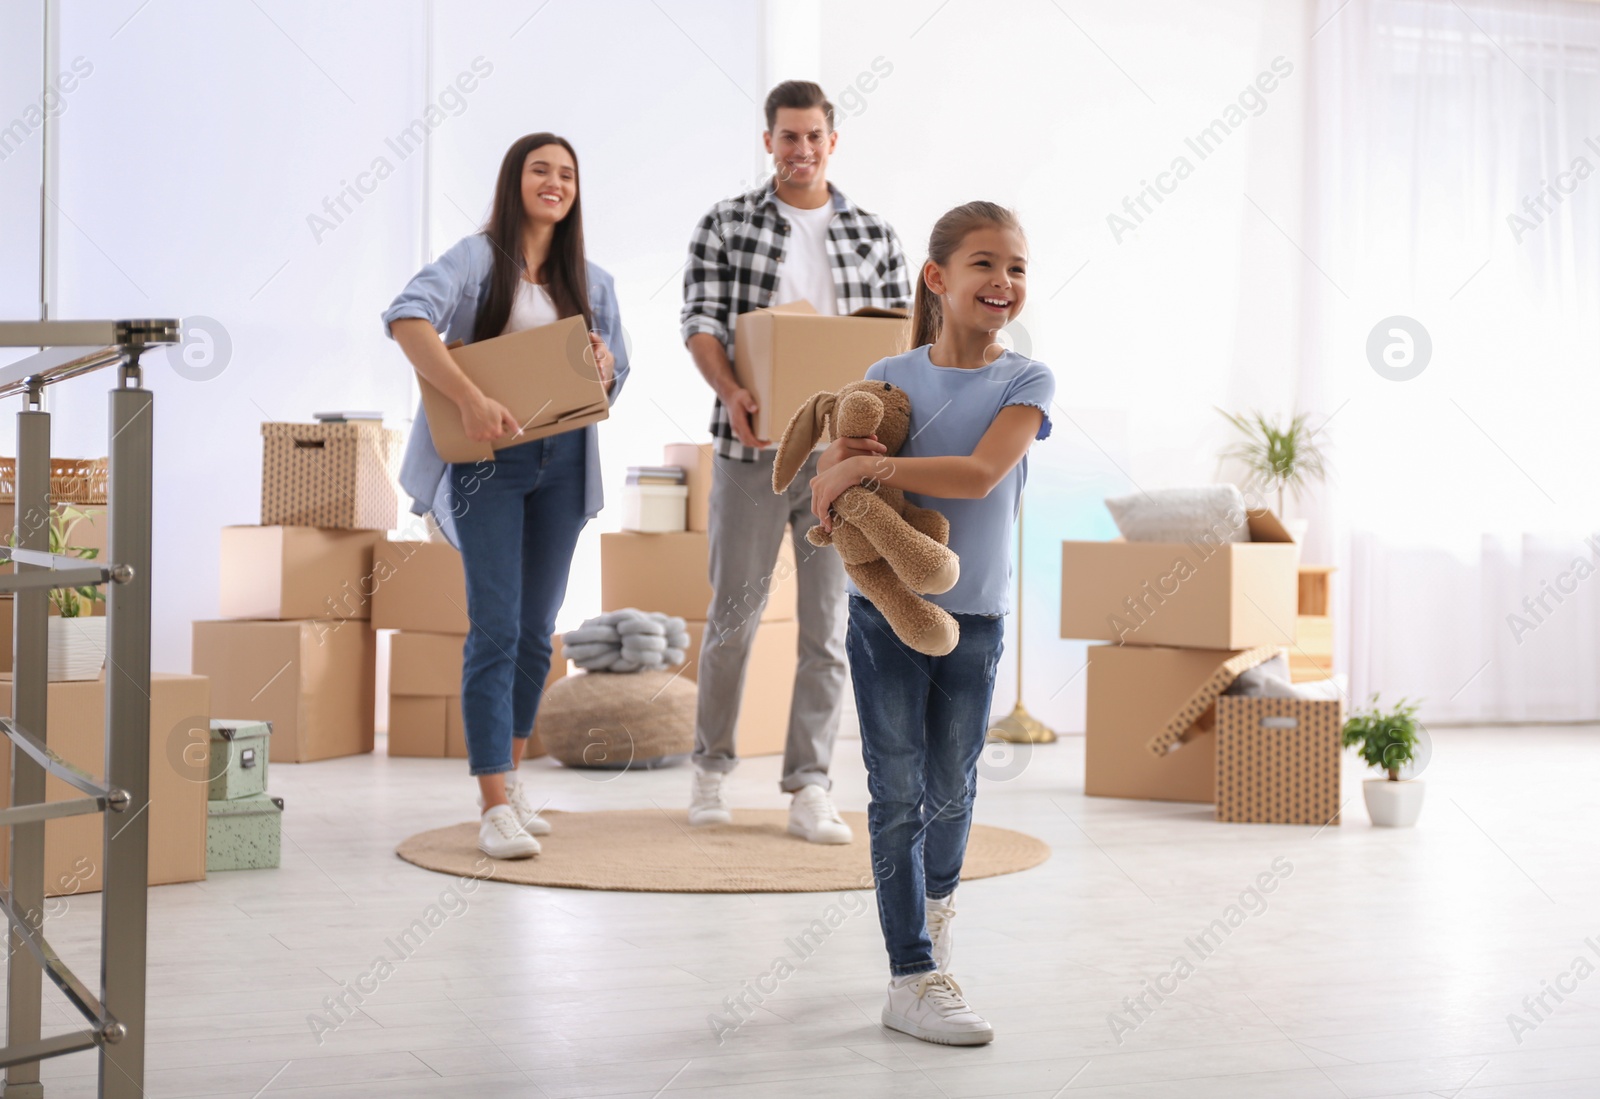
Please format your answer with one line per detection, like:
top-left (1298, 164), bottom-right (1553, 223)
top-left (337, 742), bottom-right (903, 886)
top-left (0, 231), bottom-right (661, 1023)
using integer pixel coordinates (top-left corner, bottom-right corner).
top-left (926, 891), bottom-right (957, 973)
top-left (689, 767), bottom-right (733, 826)
top-left (882, 972), bottom-right (993, 1046)
top-left (478, 804), bottom-right (540, 859)
top-left (788, 785), bottom-right (853, 844)
top-left (503, 777), bottom-right (552, 835)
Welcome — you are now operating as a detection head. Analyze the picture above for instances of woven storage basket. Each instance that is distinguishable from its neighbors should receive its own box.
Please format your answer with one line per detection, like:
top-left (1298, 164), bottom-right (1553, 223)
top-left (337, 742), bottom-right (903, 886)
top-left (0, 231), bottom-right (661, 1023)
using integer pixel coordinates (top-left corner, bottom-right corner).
top-left (536, 670), bottom-right (695, 769)
top-left (0, 457), bottom-right (109, 504)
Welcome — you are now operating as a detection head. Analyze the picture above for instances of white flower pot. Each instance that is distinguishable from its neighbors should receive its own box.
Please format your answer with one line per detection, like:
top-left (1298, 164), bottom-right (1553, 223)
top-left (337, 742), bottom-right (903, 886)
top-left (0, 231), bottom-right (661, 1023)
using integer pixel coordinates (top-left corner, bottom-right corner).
top-left (48, 616), bottom-right (107, 682)
top-left (1363, 777), bottom-right (1425, 827)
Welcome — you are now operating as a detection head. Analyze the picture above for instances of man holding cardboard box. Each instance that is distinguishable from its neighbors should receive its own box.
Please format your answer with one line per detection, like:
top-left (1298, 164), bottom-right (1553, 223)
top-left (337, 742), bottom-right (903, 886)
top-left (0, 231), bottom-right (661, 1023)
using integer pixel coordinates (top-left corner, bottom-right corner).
top-left (679, 80), bottom-right (911, 841)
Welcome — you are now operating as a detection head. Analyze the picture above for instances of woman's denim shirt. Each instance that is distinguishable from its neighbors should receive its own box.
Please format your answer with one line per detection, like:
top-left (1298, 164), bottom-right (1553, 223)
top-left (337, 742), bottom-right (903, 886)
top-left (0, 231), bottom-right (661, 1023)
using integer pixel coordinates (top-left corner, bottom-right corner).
top-left (381, 232), bottom-right (630, 548)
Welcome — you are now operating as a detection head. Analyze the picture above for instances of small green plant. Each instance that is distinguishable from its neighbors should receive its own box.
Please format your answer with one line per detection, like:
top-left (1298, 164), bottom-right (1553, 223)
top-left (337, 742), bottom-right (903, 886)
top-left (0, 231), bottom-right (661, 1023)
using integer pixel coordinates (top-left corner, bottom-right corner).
top-left (1217, 408), bottom-right (1330, 517)
top-left (4, 506), bottom-right (103, 618)
top-left (1342, 695), bottom-right (1422, 781)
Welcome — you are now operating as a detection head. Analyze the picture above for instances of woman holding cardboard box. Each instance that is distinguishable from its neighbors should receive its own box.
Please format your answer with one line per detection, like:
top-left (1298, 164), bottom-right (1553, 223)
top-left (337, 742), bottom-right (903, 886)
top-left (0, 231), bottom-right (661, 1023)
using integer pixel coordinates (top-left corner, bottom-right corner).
top-left (383, 133), bottom-right (628, 860)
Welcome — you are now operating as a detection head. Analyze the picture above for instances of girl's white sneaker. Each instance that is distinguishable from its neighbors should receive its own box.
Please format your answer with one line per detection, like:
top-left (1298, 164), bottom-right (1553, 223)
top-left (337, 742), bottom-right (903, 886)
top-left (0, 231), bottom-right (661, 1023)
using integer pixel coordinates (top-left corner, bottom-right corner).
top-left (478, 804), bottom-right (540, 859)
top-left (882, 972), bottom-right (993, 1046)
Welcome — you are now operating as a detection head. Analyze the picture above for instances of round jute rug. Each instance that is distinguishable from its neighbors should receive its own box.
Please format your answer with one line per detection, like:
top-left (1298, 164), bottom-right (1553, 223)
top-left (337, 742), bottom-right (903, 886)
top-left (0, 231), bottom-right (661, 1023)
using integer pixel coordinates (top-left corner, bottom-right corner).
top-left (395, 809), bottom-right (1050, 893)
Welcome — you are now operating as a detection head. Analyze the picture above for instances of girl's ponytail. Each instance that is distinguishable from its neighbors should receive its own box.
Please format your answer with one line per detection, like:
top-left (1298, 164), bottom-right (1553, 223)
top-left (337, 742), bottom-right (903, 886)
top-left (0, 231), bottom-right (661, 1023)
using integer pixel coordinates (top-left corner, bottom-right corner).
top-left (908, 200), bottom-right (1025, 349)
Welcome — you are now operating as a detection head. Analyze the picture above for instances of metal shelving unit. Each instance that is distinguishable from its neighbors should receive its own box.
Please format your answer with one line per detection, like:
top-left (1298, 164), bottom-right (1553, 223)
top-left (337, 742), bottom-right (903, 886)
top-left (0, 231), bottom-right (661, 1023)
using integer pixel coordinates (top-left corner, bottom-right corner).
top-left (0, 319), bottom-right (177, 1098)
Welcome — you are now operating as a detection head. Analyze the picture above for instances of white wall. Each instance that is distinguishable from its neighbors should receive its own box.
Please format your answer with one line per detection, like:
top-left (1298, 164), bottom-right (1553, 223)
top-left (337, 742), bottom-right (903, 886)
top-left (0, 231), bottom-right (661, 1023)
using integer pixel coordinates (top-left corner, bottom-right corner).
top-left (817, 0), bottom-right (1311, 728)
top-left (2, 0), bottom-right (1310, 735)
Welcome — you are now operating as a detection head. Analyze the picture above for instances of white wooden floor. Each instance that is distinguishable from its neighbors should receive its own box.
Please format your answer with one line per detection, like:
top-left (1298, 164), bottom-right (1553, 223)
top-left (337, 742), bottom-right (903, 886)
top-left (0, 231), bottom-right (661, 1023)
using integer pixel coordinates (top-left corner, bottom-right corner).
top-left (16, 721), bottom-right (1600, 1098)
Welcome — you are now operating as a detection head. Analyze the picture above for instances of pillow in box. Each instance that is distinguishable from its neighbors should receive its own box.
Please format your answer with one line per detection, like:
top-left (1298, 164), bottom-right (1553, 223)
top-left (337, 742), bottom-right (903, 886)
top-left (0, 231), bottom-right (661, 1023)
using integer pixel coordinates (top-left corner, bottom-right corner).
top-left (1104, 485), bottom-right (1251, 544)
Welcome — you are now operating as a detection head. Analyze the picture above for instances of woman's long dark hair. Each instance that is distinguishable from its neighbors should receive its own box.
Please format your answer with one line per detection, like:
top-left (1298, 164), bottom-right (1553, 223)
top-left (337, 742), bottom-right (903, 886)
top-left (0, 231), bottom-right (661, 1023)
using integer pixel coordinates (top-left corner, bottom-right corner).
top-left (472, 132), bottom-right (594, 343)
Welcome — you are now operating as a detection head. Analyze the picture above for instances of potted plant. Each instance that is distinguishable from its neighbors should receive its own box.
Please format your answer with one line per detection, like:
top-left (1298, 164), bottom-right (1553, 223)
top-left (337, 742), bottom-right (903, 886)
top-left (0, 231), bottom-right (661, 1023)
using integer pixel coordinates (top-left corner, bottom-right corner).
top-left (5, 506), bottom-right (106, 681)
top-left (1216, 409), bottom-right (1329, 541)
top-left (1342, 695), bottom-right (1425, 827)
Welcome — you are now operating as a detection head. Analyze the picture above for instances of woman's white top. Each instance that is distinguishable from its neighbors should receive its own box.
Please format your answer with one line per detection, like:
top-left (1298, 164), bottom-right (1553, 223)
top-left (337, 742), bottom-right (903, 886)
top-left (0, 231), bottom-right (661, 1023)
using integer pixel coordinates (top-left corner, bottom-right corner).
top-left (505, 279), bottom-right (559, 334)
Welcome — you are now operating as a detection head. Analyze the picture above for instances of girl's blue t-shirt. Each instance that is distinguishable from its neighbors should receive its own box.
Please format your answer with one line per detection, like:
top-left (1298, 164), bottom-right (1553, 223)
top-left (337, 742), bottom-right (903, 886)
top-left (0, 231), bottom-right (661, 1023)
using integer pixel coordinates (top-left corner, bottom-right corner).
top-left (844, 345), bottom-right (1055, 616)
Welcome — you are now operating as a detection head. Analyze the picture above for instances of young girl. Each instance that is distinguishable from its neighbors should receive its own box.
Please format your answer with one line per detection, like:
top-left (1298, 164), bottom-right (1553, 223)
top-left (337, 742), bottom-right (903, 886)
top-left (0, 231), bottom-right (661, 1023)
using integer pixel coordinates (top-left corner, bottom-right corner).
top-left (383, 134), bottom-right (628, 860)
top-left (810, 201), bottom-right (1053, 1045)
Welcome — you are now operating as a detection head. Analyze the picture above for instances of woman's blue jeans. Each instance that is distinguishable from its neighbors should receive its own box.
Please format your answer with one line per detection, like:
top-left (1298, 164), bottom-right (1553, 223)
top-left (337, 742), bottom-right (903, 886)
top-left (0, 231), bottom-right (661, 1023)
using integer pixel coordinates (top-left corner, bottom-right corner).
top-left (449, 430), bottom-right (588, 776)
top-left (846, 594), bottom-right (1005, 976)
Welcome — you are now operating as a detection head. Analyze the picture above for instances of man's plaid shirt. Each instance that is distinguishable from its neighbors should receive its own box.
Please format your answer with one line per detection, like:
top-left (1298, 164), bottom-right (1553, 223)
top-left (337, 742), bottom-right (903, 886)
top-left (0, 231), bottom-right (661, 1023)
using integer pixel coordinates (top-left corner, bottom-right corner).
top-left (680, 181), bottom-right (913, 461)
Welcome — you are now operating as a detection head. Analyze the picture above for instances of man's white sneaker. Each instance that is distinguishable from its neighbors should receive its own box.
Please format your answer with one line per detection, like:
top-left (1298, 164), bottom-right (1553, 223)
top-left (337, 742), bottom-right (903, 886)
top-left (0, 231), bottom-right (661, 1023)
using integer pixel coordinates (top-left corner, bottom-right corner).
top-left (787, 785), bottom-right (853, 845)
top-left (926, 891), bottom-right (957, 973)
top-left (882, 972), bottom-right (993, 1046)
top-left (478, 804), bottom-right (540, 859)
top-left (496, 777), bottom-right (552, 835)
top-left (689, 767), bottom-right (733, 826)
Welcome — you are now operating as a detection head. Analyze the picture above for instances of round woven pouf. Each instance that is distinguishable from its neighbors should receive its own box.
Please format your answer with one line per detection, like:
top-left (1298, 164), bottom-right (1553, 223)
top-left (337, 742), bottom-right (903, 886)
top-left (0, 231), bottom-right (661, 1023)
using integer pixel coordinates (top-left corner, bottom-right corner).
top-left (535, 669), bottom-right (695, 770)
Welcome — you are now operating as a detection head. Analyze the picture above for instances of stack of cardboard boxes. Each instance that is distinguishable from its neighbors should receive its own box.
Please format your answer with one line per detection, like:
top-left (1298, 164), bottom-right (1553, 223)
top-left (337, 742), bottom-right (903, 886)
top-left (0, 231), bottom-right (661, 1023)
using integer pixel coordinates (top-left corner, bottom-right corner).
top-left (607, 443), bottom-right (798, 757)
top-left (371, 538), bottom-right (561, 759)
top-left (1061, 510), bottom-right (1345, 824)
top-left (0, 457), bottom-right (210, 891)
top-left (193, 420), bottom-right (399, 763)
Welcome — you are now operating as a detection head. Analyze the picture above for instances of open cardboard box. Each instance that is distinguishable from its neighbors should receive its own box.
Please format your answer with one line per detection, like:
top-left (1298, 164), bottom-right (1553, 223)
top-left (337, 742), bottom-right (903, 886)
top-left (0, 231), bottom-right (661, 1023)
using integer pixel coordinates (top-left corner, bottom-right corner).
top-left (1085, 642), bottom-right (1280, 803)
top-left (420, 314), bottom-right (608, 463)
top-left (733, 301), bottom-right (909, 440)
top-left (1061, 509), bottom-right (1301, 649)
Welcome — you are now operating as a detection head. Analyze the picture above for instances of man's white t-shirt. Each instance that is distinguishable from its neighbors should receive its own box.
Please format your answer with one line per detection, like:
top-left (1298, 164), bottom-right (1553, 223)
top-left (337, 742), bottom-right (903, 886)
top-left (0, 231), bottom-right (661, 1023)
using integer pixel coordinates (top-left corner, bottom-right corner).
top-left (772, 197), bottom-right (839, 316)
top-left (504, 279), bottom-right (559, 334)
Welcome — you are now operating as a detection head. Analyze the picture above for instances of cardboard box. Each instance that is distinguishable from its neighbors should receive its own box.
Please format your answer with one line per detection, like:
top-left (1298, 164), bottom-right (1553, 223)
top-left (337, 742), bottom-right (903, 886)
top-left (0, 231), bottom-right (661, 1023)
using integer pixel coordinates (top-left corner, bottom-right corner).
top-left (1085, 643), bottom-right (1281, 803)
top-left (733, 302), bottom-right (909, 440)
top-left (260, 421), bottom-right (401, 531)
top-left (680, 618), bottom-right (797, 757)
top-left (419, 314), bottom-right (608, 463)
top-left (220, 526), bottom-right (382, 622)
top-left (387, 695), bottom-right (453, 758)
top-left (1061, 510), bottom-right (1301, 649)
top-left (389, 631), bottom-right (465, 697)
top-left (370, 541), bottom-right (474, 633)
top-left (0, 597), bottom-right (9, 669)
top-left (384, 634), bottom-right (557, 759)
top-left (663, 443), bottom-right (714, 533)
top-left (601, 531), bottom-right (796, 623)
top-left (191, 619), bottom-right (375, 762)
top-left (0, 673), bottom-right (210, 894)
top-left (1214, 695), bottom-right (1343, 825)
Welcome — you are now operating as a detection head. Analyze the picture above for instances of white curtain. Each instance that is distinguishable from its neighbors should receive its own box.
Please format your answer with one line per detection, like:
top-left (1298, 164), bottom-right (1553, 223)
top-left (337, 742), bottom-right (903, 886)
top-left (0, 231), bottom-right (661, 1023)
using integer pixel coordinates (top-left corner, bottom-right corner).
top-left (1305, 0), bottom-right (1600, 723)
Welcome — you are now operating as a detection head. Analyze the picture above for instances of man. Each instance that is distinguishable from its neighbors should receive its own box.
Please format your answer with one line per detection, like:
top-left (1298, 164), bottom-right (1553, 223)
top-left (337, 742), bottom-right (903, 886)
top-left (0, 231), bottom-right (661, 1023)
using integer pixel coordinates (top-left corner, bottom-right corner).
top-left (679, 80), bottom-right (912, 842)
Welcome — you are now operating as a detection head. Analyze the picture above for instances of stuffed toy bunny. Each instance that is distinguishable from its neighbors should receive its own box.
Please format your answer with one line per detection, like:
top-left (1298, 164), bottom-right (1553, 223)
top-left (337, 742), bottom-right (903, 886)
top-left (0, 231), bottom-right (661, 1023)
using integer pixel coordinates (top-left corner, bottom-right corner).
top-left (772, 379), bottom-right (961, 656)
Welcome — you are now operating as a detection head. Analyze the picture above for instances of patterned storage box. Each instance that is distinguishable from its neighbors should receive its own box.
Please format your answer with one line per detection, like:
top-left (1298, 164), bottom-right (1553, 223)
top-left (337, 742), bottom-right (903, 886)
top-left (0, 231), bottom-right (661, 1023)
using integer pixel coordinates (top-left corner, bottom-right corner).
top-left (260, 422), bottom-right (400, 530)
top-left (209, 719), bottom-right (271, 801)
top-left (207, 793), bottom-right (284, 871)
top-left (1215, 696), bottom-right (1343, 825)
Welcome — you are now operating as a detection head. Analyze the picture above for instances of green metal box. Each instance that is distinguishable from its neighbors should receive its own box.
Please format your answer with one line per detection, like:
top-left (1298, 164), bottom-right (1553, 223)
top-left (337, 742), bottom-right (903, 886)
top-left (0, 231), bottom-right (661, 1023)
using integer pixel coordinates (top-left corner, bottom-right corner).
top-left (206, 793), bottom-right (283, 871)
top-left (209, 719), bottom-right (271, 800)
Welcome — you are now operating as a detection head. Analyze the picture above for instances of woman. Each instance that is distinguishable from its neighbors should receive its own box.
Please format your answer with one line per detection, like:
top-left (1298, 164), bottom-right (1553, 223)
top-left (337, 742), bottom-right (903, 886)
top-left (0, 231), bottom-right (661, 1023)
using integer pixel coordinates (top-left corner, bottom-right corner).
top-left (382, 133), bottom-right (628, 859)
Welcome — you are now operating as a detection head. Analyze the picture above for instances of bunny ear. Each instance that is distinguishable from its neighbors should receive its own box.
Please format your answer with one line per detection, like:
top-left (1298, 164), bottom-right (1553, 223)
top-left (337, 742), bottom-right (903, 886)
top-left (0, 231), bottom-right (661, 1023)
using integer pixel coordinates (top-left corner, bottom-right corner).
top-left (772, 391), bottom-right (836, 492)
